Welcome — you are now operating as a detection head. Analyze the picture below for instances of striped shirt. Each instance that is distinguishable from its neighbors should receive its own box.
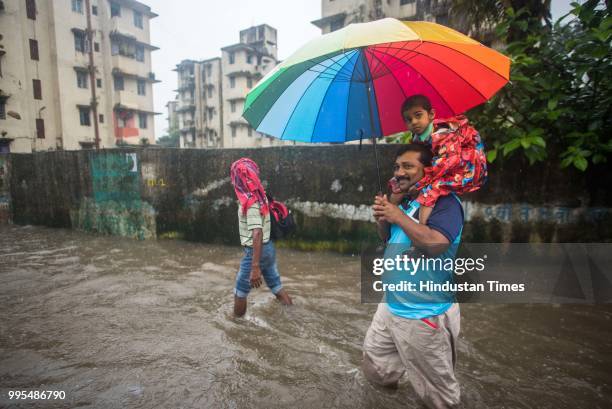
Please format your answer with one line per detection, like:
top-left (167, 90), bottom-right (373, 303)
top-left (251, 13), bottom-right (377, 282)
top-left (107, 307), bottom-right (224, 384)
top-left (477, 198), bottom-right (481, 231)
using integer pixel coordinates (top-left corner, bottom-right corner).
top-left (238, 202), bottom-right (270, 247)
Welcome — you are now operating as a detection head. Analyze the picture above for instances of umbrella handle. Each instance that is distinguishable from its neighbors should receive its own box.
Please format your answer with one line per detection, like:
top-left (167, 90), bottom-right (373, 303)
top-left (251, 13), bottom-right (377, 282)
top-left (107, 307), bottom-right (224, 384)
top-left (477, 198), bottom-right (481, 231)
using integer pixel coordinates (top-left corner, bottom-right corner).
top-left (372, 136), bottom-right (383, 195)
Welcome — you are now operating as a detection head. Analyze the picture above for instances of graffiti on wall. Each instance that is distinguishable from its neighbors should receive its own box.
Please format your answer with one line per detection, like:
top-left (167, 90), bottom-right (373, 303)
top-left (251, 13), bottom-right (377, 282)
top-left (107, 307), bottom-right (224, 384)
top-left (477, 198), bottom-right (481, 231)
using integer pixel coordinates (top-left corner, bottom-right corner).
top-left (462, 201), bottom-right (610, 224)
top-left (91, 152), bottom-right (140, 202)
top-left (141, 162), bottom-right (168, 188)
top-left (264, 199), bottom-right (610, 226)
top-left (71, 152), bottom-right (156, 240)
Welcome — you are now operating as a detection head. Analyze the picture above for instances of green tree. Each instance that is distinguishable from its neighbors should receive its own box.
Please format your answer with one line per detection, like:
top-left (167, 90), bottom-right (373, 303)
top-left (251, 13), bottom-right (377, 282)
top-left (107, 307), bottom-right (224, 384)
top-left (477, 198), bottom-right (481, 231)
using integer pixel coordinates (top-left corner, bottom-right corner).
top-left (157, 126), bottom-right (180, 148)
top-left (469, 0), bottom-right (611, 171)
top-left (450, 0), bottom-right (552, 42)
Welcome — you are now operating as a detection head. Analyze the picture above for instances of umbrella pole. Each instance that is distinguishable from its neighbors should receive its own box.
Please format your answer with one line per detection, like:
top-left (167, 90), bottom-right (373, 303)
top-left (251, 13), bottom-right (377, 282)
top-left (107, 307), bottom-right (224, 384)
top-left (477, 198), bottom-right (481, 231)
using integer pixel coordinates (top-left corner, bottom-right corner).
top-left (361, 53), bottom-right (383, 195)
top-left (371, 136), bottom-right (383, 195)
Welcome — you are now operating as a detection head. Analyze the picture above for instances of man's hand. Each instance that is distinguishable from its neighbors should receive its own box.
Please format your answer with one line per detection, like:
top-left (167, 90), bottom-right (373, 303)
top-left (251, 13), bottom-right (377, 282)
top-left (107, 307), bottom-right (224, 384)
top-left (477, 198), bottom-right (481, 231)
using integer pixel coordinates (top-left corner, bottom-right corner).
top-left (373, 194), bottom-right (404, 225)
top-left (250, 264), bottom-right (262, 288)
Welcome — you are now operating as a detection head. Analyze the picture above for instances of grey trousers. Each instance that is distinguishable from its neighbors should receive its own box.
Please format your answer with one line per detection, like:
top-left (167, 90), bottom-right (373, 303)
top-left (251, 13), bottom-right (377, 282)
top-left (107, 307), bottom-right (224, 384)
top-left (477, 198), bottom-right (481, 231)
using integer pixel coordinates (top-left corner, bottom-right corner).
top-left (362, 303), bottom-right (461, 409)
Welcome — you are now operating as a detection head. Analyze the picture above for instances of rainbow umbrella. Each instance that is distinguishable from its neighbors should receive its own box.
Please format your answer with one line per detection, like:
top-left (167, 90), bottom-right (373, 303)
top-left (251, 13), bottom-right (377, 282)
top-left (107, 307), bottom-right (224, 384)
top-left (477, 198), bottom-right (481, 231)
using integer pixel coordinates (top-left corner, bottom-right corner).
top-left (243, 18), bottom-right (510, 190)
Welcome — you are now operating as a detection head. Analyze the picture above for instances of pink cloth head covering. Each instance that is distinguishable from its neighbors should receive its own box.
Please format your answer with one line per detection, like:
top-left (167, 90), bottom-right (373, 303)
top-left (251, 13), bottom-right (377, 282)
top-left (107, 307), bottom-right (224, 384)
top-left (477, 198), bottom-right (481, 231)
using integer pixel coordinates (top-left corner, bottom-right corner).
top-left (230, 158), bottom-right (269, 216)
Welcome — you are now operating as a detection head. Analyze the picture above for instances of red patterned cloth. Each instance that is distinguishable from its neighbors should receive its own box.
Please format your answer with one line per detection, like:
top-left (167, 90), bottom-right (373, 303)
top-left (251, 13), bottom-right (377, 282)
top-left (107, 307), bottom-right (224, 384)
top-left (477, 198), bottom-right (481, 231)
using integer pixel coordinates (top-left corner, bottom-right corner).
top-left (230, 158), bottom-right (269, 216)
top-left (269, 199), bottom-right (289, 222)
top-left (415, 115), bottom-right (487, 207)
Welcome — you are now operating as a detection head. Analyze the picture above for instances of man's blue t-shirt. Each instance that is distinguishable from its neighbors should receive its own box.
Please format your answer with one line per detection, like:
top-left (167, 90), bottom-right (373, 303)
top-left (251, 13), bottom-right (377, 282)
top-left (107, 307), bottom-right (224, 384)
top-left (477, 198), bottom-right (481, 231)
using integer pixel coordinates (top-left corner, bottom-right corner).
top-left (384, 194), bottom-right (464, 319)
top-left (417, 195), bottom-right (464, 243)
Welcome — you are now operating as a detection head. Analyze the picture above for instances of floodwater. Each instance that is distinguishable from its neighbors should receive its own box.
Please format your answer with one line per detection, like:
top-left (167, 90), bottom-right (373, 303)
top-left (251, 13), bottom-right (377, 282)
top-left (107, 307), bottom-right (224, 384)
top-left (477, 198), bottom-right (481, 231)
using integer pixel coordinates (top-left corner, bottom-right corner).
top-left (0, 224), bottom-right (611, 409)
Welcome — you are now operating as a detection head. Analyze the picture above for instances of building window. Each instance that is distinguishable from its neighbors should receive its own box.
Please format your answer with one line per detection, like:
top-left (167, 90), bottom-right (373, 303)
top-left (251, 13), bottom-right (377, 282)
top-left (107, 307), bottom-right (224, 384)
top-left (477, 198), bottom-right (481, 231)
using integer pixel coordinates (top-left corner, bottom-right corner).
top-left (137, 79), bottom-right (146, 96)
top-left (72, 0), bottom-right (83, 14)
top-left (113, 75), bottom-right (124, 91)
top-left (231, 127), bottom-right (236, 137)
top-left (29, 39), bottom-right (39, 60)
top-left (92, 5), bottom-right (98, 15)
top-left (230, 77), bottom-right (235, 88)
top-left (133, 11), bottom-right (143, 28)
top-left (229, 52), bottom-right (235, 64)
top-left (138, 113), bottom-right (147, 129)
top-left (94, 42), bottom-right (100, 52)
top-left (247, 77), bottom-right (252, 89)
top-left (26, 0), bottom-right (36, 20)
top-left (36, 118), bottom-right (45, 138)
top-left (207, 65), bottom-right (212, 77)
top-left (247, 54), bottom-right (252, 64)
top-left (111, 39), bottom-right (119, 55)
top-left (110, 2), bottom-right (120, 17)
top-left (135, 45), bottom-right (145, 62)
top-left (208, 108), bottom-right (213, 120)
top-left (207, 87), bottom-right (212, 98)
top-left (117, 113), bottom-right (128, 128)
top-left (96, 78), bottom-right (102, 88)
top-left (33, 79), bottom-right (42, 100)
top-left (99, 114), bottom-right (104, 123)
top-left (77, 71), bottom-right (88, 88)
top-left (400, 0), bottom-right (415, 4)
top-left (74, 31), bottom-right (88, 53)
top-left (248, 127), bottom-right (252, 137)
top-left (230, 101), bottom-right (236, 113)
top-left (79, 106), bottom-right (91, 126)
top-left (0, 100), bottom-right (6, 120)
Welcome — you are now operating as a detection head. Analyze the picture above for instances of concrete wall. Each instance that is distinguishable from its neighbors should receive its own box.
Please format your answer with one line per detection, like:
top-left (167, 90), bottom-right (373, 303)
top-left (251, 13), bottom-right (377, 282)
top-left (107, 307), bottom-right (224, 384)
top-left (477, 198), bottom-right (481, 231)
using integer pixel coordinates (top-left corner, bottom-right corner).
top-left (5, 147), bottom-right (612, 252)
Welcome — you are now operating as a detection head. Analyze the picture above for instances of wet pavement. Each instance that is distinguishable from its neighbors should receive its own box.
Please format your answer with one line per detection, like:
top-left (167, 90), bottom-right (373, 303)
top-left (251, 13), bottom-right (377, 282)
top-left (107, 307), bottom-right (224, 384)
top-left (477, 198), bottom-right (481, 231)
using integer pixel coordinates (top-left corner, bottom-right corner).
top-left (1, 224), bottom-right (611, 408)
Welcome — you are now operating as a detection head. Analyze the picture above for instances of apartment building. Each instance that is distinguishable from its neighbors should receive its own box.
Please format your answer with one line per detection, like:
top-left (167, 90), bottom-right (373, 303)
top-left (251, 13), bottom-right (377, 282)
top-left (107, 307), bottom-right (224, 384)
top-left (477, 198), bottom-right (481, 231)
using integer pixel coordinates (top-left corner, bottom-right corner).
top-left (173, 24), bottom-right (294, 149)
top-left (166, 97), bottom-right (178, 130)
top-left (0, 0), bottom-right (159, 153)
top-left (311, 0), bottom-right (451, 34)
top-left (174, 57), bottom-right (223, 149)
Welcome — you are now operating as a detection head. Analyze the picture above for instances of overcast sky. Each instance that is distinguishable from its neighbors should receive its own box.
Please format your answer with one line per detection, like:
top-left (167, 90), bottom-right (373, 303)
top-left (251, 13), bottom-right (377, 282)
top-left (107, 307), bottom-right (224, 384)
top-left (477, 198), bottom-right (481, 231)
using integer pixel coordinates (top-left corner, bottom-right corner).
top-left (146, 0), bottom-right (320, 139)
top-left (145, 0), bottom-right (576, 140)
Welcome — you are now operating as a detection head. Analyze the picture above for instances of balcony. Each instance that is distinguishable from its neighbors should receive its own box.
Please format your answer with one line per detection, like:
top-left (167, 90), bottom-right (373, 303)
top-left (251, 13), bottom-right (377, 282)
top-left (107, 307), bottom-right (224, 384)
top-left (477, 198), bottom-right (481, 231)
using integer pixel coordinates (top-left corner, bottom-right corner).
top-left (114, 90), bottom-right (153, 113)
top-left (176, 103), bottom-right (195, 113)
top-left (109, 22), bottom-right (155, 48)
top-left (180, 126), bottom-right (196, 134)
top-left (226, 69), bottom-right (262, 80)
top-left (112, 54), bottom-right (149, 78)
top-left (115, 127), bottom-right (139, 138)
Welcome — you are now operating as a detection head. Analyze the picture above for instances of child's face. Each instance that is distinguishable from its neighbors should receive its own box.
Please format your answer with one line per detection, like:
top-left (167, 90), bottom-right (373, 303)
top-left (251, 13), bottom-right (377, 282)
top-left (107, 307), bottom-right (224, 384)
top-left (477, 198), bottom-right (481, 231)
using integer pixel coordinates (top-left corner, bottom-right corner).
top-left (402, 105), bottom-right (435, 135)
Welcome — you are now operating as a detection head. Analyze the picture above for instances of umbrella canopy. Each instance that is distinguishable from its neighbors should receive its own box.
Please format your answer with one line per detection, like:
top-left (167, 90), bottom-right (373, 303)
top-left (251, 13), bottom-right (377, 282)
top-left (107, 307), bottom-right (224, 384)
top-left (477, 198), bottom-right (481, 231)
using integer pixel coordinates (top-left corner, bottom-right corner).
top-left (243, 18), bottom-right (510, 143)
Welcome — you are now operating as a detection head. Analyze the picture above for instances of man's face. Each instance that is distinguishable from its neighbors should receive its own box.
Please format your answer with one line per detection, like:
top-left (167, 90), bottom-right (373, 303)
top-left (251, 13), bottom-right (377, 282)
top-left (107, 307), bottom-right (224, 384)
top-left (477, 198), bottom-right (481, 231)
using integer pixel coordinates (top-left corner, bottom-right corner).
top-left (393, 151), bottom-right (425, 192)
top-left (402, 105), bottom-right (435, 135)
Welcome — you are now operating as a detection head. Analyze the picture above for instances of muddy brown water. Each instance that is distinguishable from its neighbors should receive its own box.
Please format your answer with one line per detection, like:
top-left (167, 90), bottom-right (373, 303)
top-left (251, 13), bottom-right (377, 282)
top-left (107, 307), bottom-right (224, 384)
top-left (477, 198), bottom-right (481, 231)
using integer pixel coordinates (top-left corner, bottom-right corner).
top-left (1, 224), bottom-right (611, 408)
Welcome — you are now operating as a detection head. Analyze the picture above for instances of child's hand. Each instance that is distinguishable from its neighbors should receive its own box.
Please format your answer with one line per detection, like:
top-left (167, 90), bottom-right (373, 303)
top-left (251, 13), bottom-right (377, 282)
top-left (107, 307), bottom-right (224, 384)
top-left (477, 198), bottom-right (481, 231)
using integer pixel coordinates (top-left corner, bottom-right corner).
top-left (250, 265), bottom-right (262, 288)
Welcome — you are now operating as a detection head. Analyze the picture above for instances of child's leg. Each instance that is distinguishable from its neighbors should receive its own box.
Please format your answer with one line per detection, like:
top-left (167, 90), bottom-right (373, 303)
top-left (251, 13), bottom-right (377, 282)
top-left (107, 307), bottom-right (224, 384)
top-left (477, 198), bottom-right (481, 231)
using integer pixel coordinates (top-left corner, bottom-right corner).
top-left (234, 296), bottom-right (247, 317)
top-left (233, 248), bottom-right (253, 317)
top-left (418, 205), bottom-right (433, 225)
top-left (416, 186), bottom-right (440, 225)
top-left (260, 242), bottom-right (292, 305)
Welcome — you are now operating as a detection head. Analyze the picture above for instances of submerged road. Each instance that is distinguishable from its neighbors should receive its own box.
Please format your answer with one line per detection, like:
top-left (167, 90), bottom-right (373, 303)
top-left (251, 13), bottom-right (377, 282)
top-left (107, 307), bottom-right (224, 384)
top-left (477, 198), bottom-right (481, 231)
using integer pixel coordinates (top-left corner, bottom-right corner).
top-left (1, 225), bottom-right (611, 408)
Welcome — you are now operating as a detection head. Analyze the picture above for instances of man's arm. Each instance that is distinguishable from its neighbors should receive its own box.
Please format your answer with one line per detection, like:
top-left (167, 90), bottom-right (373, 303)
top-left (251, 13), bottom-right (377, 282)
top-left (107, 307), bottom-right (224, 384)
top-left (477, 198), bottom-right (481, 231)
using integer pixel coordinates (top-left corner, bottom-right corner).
top-left (375, 219), bottom-right (390, 242)
top-left (393, 213), bottom-right (449, 255)
top-left (373, 193), bottom-right (405, 242)
top-left (373, 195), bottom-right (449, 255)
